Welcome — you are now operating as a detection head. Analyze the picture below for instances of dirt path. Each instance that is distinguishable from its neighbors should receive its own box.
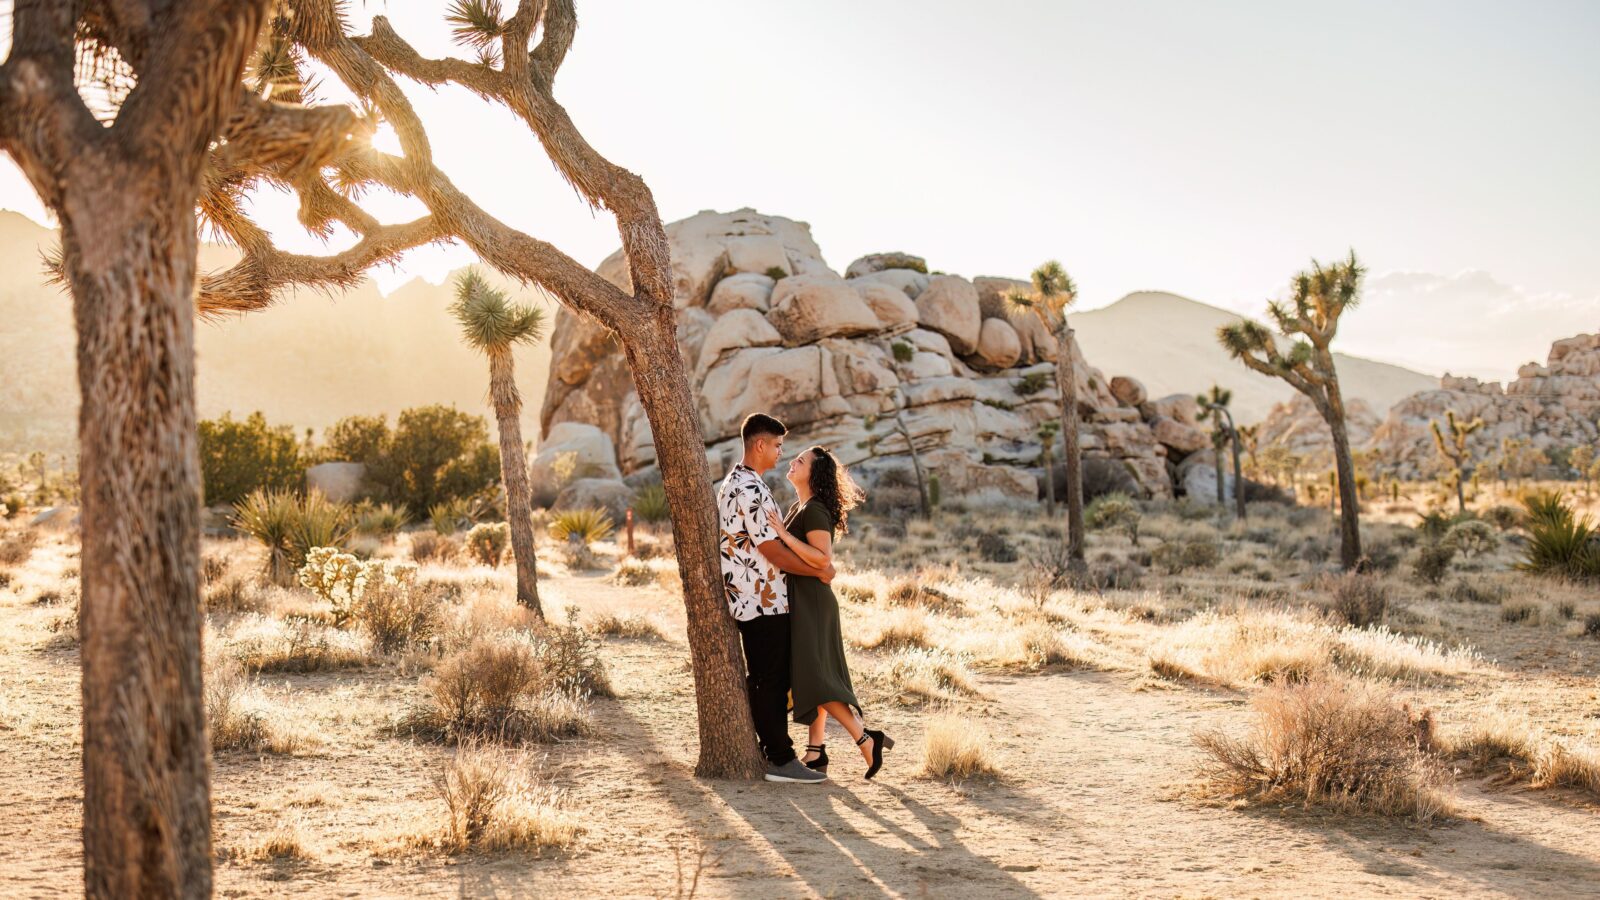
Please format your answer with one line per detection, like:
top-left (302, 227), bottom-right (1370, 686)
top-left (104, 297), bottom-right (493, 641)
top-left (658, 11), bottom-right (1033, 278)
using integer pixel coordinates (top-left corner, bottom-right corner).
top-left (2, 554), bottom-right (1599, 898)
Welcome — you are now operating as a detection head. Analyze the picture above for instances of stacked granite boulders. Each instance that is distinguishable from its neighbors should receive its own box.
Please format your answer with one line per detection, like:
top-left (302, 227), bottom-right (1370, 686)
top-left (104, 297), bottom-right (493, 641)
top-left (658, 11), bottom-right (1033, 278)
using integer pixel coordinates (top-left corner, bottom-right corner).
top-left (1253, 395), bottom-right (1381, 462)
top-left (537, 209), bottom-right (1216, 505)
top-left (1367, 333), bottom-right (1600, 479)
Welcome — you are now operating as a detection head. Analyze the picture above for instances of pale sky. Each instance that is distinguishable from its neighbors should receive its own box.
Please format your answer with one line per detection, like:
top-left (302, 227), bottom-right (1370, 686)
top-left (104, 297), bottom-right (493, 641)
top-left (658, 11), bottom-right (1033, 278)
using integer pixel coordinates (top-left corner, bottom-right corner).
top-left (3, 1), bottom-right (1597, 381)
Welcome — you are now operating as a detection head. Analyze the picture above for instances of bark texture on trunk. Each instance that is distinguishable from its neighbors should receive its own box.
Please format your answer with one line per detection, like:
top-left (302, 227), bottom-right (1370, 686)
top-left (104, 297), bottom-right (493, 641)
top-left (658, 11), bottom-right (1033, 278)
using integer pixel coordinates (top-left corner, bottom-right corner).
top-left (622, 312), bottom-right (766, 779)
top-left (1054, 325), bottom-right (1086, 567)
top-left (1321, 387), bottom-right (1363, 570)
top-left (1230, 432), bottom-right (1246, 520)
top-left (66, 185), bottom-right (213, 899)
top-left (1213, 442), bottom-right (1226, 506)
top-left (488, 349), bottom-right (542, 614)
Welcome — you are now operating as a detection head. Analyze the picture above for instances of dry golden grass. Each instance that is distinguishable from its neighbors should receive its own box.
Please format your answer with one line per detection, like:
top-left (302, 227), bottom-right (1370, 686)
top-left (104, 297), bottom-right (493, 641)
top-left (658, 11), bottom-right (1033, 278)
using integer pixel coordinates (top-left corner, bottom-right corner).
top-left (218, 614), bottom-right (371, 674)
top-left (879, 648), bottom-right (980, 705)
top-left (1443, 706), bottom-right (1600, 798)
top-left (245, 816), bottom-right (316, 861)
top-left (429, 743), bottom-right (581, 855)
top-left (205, 659), bottom-right (317, 755)
top-left (1195, 677), bottom-right (1451, 823)
top-left (588, 612), bottom-right (665, 641)
top-left (853, 606), bottom-right (931, 651)
top-left (397, 634), bottom-right (593, 745)
top-left (920, 713), bottom-right (1002, 782)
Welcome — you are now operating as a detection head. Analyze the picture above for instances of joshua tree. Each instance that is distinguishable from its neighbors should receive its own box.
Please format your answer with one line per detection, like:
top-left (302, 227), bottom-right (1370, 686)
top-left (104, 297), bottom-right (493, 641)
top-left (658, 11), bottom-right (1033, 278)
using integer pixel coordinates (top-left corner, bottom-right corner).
top-left (183, 2), bottom-right (765, 778)
top-left (451, 269), bottom-right (548, 614)
top-left (1429, 409), bottom-right (1484, 514)
top-left (1196, 385), bottom-right (1246, 519)
top-left (1219, 252), bottom-right (1366, 569)
top-left (1038, 419), bottom-right (1061, 517)
top-left (859, 388), bottom-right (930, 516)
top-left (2, 3), bottom-right (271, 895)
top-left (1237, 423), bottom-right (1262, 479)
top-left (1572, 444), bottom-right (1597, 499)
top-left (1007, 261), bottom-right (1086, 569)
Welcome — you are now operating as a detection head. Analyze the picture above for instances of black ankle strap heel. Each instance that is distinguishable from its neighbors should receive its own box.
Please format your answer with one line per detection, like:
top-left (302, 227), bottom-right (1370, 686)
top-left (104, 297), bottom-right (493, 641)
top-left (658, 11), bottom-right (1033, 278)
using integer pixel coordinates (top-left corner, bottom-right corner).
top-left (803, 743), bottom-right (829, 773)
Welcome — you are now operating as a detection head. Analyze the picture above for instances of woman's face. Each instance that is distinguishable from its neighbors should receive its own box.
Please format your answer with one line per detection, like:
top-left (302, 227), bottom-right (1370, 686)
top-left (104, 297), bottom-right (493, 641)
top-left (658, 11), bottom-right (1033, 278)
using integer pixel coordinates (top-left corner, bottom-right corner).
top-left (786, 450), bottom-right (815, 487)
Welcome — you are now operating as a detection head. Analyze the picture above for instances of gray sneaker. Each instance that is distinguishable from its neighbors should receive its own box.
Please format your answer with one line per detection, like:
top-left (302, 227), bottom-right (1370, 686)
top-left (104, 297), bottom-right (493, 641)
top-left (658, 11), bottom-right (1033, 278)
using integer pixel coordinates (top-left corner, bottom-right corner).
top-left (765, 759), bottom-right (828, 784)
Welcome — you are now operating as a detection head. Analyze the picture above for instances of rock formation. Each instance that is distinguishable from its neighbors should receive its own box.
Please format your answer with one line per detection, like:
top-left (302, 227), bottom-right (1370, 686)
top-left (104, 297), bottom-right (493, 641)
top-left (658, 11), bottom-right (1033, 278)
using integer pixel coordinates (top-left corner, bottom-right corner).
top-left (1253, 395), bottom-right (1381, 461)
top-left (538, 209), bottom-right (1223, 504)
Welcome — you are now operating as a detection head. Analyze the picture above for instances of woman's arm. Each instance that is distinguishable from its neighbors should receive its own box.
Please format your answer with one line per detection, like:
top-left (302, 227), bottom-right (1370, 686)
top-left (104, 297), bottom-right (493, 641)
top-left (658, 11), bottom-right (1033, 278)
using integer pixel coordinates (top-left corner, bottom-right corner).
top-left (766, 507), bottom-right (830, 569)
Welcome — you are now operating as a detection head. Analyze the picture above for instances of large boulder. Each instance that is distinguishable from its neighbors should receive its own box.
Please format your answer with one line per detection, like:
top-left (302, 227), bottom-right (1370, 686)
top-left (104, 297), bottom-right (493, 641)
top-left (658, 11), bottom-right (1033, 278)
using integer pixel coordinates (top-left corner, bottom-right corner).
top-left (849, 268), bottom-right (929, 299)
top-left (696, 308), bottom-right (783, 376)
top-left (530, 422), bottom-right (620, 506)
top-left (707, 273), bottom-right (776, 315)
top-left (1143, 393), bottom-right (1199, 426)
top-left (913, 275), bottom-right (982, 355)
top-left (306, 462), bottom-right (366, 503)
top-left (554, 478), bottom-right (634, 521)
top-left (972, 276), bottom-right (1029, 320)
top-left (974, 318), bottom-right (1023, 369)
top-left (1149, 415), bottom-right (1209, 456)
top-left (1109, 375), bottom-right (1147, 408)
top-left (845, 252), bottom-right (927, 279)
top-left (1177, 451), bottom-right (1235, 505)
top-left (766, 273), bottom-right (882, 344)
top-left (852, 281), bottom-right (920, 334)
top-left (726, 234), bottom-right (791, 278)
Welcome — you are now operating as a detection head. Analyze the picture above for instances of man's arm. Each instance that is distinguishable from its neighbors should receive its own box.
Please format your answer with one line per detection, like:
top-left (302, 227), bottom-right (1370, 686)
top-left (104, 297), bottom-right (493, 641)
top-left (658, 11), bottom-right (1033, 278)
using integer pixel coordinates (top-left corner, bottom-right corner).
top-left (758, 539), bottom-right (836, 584)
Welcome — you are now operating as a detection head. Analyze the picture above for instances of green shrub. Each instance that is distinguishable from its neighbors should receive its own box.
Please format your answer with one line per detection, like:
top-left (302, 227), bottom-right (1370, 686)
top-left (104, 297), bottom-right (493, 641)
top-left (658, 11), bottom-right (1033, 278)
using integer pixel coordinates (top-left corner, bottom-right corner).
top-left (764, 266), bottom-right (789, 281)
top-left (429, 497), bottom-right (474, 536)
top-left (1086, 492), bottom-right (1141, 544)
top-left (1411, 542), bottom-right (1456, 585)
top-left (199, 412), bottom-right (302, 506)
top-left (323, 406), bottom-right (500, 515)
top-left (631, 484), bottom-right (670, 523)
top-left (1444, 520), bottom-right (1497, 558)
top-left (465, 522), bottom-right (511, 568)
top-left (1013, 372), bottom-right (1051, 396)
top-left (355, 501), bottom-right (411, 536)
top-left (549, 508), bottom-right (615, 546)
top-left (1517, 492), bottom-right (1600, 581)
top-left (890, 341), bottom-right (915, 363)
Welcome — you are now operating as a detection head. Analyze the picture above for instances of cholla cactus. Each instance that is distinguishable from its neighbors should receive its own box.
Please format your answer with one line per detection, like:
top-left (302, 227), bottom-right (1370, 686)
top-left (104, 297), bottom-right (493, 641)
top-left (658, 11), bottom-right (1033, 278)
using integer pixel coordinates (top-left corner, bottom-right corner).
top-left (299, 547), bottom-right (420, 624)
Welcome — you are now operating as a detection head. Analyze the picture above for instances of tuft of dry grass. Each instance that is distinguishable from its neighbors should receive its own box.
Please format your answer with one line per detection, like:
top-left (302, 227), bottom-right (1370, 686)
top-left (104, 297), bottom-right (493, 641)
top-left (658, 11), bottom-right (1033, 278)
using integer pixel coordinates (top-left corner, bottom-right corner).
top-left (1327, 572), bottom-right (1389, 627)
top-left (589, 612), bottom-right (665, 641)
top-left (411, 532), bottom-right (461, 565)
top-left (880, 648), bottom-right (980, 705)
top-left (920, 713), bottom-right (1002, 782)
top-left (431, 743), bottom-right (582, 854)
top-left (205, 660), bottom-right (315, 754)
top-left (609, 559), bottom-right (656, 587)
top-left (0, 529), bottom-right (39, 567)
top-left (1443, 707), bottom-right (1600, 799)
top-left (247, 816), bottom-right (316, 861)
top-left (1195, 676), bottom-right (1451, 823)
top-left (397, 634), bottom-right (593, 744)
top-left (853, 606), bottom-right (931, 651)
top-left (203, 575), bottom-right (271, 615)
top-left (222, 615), bottom-right (371, 674)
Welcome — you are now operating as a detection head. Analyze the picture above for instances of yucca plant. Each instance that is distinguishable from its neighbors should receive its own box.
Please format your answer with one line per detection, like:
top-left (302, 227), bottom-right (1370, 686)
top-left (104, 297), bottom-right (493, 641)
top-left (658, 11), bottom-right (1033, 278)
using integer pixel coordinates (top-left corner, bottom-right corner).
top-left (1219, 252), bottom-right (1365, 569)
top-left (1005, 260), bottom-right (1085, 570)
top-left (451, 268), bottom-right (548, 615)
top-left (232, 489), bottom-right (299, 585)
top-left (631, 484), bottom-right (670, 524)
top-left (430, 497), bottom-right (474, 536)
top-left (1518, 492), bottom-right (1600, 581)
top-left (549, 508), bottom-right (615, 547)
top-left (287, 491), bottom-right (354, 573)
top-left (355, 501), bottom-right (411, 537)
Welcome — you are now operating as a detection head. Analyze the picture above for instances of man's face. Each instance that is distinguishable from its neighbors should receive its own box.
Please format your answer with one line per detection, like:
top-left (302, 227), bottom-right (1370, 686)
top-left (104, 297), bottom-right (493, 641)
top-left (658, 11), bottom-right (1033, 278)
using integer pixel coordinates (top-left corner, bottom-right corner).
top-left (762, 434), bottom-right (785, 471)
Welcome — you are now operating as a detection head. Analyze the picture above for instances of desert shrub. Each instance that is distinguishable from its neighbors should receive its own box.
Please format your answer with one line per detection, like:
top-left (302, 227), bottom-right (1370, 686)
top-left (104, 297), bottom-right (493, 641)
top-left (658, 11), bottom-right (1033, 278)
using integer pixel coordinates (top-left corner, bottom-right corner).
top-left (975, 530), bottom-right (1017, 563)
top-left (0, 529), bottom-right (39, 567)
top-left (352, 577), bottom-right (445, 653)
top-left (1012, 371), bottom-right (1051, 396)
top-left (1411, 542), bottom-right (1456, 585)
top-left (1023, 544), bottom-right (1076, 601)
top-left (1444, 520), bottom-right (1497, 558)
top-left (1153, 538), bottom-right (1220, 574)
top-left (1517, 492), bottom-right (1600, 581)
top-left (206, 660), bottom-right (308, 754)
top-left (1584, 613), bottom-right (1600, 638)
top-left (609, 558), bottom-right (656, 587)
top-left (203, 576), bottom-right (270, 615)
top-left (539, 611), bottom-right (613, 697)
top-left (1, 492), bottom-right (25, 518)
top-left (1089, 557), bottom-right (1144, 591)
top-left (548, 508), bottom-right (615, 546)
top-left (400, 633), bottom-right (592, 744)
top-left (465, 522), bottom-right (511, 568)
top-left (881, 648), bottom-right (978, 704)
top-left (1085, 492), bottom-right (1140, 544)
top-left (1360, 536), bottom-right (1402, 573)
top-left (355, 501), bottom-right (411, 536)
top-left (890, 340), bottom-right (915, 363)
top-left (1445, 576), bottom-right (1508, 605)
top-left (1500, 598), bottom-right (1540, 624)
top-left (1195, 677), bottom-right (1449, 822)
top-left (1483, 505), bottom-right (1522, 531)
top-left (630, 484), bottom-right (670, 523)
top-left (326, 406), bottom-right (500, 514)
top-left (920, 713), bottom-right (1001, 781)
top-left (233, 489), bottom-right (353, 585)
top-left (198, 411), bottom-right (301, 506)
top-left (588, 613), bottom-right (664, 641)
top-left (201, 553), bottom-right (229, 586)
top-left (432, 742), bottom-right (580, 853)
top-left (1329, 573), bottom-right (1389, 627)
top-left (411, 532), bottom-right (461, 564)
top-left (225, 616), bottom-right (370, 674)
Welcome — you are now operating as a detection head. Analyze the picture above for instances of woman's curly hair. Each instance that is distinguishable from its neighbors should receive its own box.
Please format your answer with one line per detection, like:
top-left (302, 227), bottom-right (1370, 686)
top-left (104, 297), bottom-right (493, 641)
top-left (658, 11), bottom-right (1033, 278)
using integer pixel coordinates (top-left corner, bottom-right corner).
top-left (804, 445), bottom-right (866, 536)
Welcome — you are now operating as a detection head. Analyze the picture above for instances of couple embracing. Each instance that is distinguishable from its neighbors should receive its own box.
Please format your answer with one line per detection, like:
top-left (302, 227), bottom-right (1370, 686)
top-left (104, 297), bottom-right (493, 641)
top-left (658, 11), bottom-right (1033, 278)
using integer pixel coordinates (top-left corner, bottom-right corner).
top-left (717, 413), bottom-right (895, 784)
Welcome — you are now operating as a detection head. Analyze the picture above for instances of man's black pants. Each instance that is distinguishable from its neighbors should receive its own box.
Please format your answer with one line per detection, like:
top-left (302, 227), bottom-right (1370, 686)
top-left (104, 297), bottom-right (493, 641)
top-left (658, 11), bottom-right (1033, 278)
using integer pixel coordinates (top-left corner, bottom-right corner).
top-left (736, 613), bottom-right (795, 767)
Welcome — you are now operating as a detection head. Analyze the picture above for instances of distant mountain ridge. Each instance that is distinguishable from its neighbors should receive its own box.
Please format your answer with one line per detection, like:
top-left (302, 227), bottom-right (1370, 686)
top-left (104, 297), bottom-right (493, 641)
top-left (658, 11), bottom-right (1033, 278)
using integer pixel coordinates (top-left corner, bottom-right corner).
top-left (1071, 291), bottom-right (1438, 424)
top-left (0, 211), bottom-right (552, 455)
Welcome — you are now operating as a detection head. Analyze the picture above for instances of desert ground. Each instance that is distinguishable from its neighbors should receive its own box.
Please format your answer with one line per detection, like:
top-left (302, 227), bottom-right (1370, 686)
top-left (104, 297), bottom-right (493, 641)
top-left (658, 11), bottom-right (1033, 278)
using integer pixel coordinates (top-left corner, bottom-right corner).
top-left (3, 491), bottom-right (1599, 899)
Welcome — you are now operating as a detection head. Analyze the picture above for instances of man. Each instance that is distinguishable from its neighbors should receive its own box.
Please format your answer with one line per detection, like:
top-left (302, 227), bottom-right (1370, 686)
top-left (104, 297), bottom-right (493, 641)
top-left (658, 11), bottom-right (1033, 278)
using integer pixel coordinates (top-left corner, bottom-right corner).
top-left (718, 413), bottom-right (834, 784)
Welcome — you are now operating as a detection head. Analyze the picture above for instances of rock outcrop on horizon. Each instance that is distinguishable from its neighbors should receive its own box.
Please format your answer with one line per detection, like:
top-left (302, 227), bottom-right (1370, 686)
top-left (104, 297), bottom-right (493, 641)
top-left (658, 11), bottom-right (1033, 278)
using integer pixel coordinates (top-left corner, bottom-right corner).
top-left (538, 209), bottom-right (1221, 504)
top-left (1253, 395), bottom-right (1381, 461)
top-left (1368, 333), bottom-right (1600, 479)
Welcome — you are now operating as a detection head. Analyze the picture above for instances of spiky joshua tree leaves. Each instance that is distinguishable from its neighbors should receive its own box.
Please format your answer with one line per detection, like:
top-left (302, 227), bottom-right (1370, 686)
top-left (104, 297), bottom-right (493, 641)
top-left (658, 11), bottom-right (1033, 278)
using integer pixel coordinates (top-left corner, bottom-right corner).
top-left (1006, 261), bottom-right (1086, 571)
top-left (1219, 252), bottom-right (1366, 569)
top-left (1430, 409), bottom-right (1484, 514)
top-left (1196, 385), bottom-right (1246, 519)
top-left (451, 269), bottom-right (547, 614)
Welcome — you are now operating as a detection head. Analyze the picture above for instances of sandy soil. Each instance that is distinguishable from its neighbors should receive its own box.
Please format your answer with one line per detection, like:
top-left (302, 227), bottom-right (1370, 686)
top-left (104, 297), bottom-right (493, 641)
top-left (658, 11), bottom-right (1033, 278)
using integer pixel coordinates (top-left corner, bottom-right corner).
top-left (3, 529), bottom-right (1600, 899)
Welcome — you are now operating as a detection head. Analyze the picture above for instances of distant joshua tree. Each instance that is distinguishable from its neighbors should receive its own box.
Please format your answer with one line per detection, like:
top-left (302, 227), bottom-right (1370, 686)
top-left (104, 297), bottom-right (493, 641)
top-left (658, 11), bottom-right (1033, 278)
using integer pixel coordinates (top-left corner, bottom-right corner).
top-left (1007, 261), bottom-right (1086, 571)
top-left (859, 387), bottom-right (930, 517)
top-left (451, 269), bottom-right (548, 614)
top-left (1429, 409), bottom-right (1484, 514)
top-left (1037, 420), bottom-right (1061, 517)
top-left (1220, 252), bottom-right (1366, 570)
top-left (1196, 385), bottom-right (1246, 519)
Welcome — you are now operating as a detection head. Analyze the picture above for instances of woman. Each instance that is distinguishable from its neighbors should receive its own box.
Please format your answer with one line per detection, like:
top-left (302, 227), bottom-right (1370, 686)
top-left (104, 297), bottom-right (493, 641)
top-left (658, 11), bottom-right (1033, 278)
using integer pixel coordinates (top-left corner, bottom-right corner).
top-left (766, 445), bottom-right (895, 779)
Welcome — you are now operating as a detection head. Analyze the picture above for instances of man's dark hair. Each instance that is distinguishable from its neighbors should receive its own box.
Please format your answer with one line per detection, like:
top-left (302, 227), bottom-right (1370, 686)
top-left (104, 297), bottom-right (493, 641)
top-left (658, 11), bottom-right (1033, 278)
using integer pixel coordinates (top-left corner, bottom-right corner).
top-left (741, 413), bottom-right (787, 444)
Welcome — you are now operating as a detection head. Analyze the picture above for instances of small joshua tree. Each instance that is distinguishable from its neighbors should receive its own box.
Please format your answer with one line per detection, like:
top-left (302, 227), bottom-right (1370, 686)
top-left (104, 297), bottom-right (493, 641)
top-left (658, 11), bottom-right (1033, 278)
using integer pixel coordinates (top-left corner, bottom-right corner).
top-left (451, 269), bottom-right (548, 615)
top-left (859, 388), bottom-right (930, 517)
top-left (1006, 261), bottom-right (1086, 570)
top-left (1037, 420), bottom-right (1061, 517)
top-left (1196, 385), bottom-right (1246, 519)
top-left (1220, 252), bottom-right (1366, 569)
top-left (1429, 409), bottom-right (1484, 514)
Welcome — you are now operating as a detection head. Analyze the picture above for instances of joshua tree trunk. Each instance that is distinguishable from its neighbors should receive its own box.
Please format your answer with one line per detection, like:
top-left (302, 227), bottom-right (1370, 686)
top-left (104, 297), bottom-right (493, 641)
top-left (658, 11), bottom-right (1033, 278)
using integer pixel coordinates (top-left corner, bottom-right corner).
top-left (1321, 391), bottom-right (1363, 570)
top-left (67, 179), bottom-right (214, 899)
top-left (1053, 325), bottom-right (1087, 570)
top-left (889, 401), bottom-right (931, 517)
top-left (1213, 441), bottom-right (1226, 507)
top-left (1230, 429), bottom-right (1246, 520)
top-left (621, 311), bottom-right (766, 778)
top-left (1453, 468), bottom-right (1467, 513)
top-left (1042, 444), bottom-right (1057, 517)
top-left (488, 349), bottom-right (542, 614)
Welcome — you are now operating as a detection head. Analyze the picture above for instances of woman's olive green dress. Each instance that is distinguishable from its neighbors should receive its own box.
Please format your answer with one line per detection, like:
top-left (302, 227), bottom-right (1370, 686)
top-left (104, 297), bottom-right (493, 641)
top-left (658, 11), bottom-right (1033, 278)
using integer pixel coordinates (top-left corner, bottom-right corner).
top-left (786, 500), bottom-right (862, 726)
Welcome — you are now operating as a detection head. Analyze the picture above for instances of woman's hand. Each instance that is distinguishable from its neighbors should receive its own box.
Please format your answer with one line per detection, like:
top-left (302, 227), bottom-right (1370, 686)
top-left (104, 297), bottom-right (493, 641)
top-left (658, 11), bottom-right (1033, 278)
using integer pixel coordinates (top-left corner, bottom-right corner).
top-left (765, 507), bottom-right (786, 537)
